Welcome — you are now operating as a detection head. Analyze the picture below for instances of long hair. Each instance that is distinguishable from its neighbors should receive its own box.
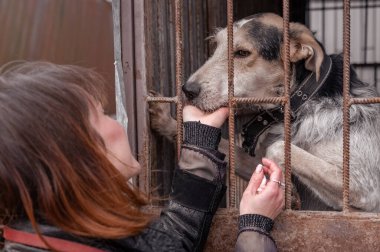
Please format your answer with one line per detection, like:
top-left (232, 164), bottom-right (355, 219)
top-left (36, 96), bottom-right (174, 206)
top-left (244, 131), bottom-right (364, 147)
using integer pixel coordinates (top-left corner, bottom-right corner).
top-left (0, 62), bottom-right (152, 240)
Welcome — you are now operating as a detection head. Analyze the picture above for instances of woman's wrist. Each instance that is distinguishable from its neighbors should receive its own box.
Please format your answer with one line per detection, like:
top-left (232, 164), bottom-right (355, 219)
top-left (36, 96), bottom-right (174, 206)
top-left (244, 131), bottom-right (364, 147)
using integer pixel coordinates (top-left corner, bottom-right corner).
top-left (183, 121), bottom-right (221, 150)
top-left (238, 214), bottom-right (274, 233)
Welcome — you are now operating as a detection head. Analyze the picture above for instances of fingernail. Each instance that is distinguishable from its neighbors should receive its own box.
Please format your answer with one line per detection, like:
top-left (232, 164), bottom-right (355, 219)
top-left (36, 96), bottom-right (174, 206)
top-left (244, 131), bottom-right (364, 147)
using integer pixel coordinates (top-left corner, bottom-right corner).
top-left (255, 164), bottom-right (263, 173)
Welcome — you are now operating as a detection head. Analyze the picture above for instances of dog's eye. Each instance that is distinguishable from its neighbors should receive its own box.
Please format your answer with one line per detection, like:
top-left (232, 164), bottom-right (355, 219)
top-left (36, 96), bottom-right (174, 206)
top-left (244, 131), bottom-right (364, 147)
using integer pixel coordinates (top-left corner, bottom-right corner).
top-left (234, 50), bottom-right (251, 58)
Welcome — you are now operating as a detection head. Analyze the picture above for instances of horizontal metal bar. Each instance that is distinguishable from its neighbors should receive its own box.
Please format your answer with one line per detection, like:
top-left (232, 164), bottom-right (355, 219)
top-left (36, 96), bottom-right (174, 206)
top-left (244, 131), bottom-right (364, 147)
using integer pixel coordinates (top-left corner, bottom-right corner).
top-left (146, 96), bottom-right (178, 103)
top-left (307, 4), bottom-right (380, 12)
top-left (232, 97), bottom-right (286, 105)
top-left (350, 97), bottom-right (380, 105)
top-left (146, 96), bottom-right (287, 105)
top-left (352, 63), bottom-right (380, 68)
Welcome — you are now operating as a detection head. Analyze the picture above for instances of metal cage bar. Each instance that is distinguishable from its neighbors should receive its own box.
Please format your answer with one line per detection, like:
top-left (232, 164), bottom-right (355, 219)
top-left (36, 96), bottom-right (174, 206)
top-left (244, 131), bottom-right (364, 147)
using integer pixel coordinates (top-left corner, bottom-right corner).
top-left (342, 0), bottom-right (351, 212)
top-left (350, 97), bottom-right (380, 105)
top-left (282, 0), bottom-right (293, 210)
top-left (227, 0), bottom-right (237, 208)
top-left (174, 0), bottom-right (184, 159)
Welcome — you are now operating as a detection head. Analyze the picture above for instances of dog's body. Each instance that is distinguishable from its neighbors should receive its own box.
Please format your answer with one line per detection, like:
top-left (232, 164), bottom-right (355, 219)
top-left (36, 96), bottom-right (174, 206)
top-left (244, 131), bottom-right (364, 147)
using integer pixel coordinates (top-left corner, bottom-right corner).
top-left (150, 13), bottom-right (380, 211)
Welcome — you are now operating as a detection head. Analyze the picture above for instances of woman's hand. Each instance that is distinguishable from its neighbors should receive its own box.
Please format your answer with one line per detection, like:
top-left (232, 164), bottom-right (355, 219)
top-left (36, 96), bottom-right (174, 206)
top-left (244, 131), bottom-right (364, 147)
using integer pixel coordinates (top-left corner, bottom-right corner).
top-left (239, 158), bottom-right (285, 219)
top-left (183, 105), bottom-right (229, 128)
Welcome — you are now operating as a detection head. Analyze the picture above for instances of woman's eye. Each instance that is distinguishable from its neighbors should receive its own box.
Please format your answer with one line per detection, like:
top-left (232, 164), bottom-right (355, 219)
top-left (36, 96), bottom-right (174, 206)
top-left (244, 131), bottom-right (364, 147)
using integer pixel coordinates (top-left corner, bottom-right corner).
top-left (234, 50), bottom-right (251, 58)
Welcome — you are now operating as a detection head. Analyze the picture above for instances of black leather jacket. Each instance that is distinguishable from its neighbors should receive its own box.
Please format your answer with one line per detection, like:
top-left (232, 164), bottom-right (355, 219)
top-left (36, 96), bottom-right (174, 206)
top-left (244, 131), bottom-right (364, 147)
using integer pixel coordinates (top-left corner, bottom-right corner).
top-left (4, 122), bottom-right (227, 252)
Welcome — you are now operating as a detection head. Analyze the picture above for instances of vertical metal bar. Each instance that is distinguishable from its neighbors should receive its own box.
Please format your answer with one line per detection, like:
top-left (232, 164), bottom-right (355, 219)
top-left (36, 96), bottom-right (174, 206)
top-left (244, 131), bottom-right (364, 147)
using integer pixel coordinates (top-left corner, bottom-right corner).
top-left (305, 0), bottom-right (310, 26)
top-left (227, 0), bottom-right (236, 208)
top-left (334, 1), bottom-right (338, 53)
top-left (174, 0), bottom-right (184, 159)
top-left (282, 0), bottom-right (292, 210)
top-left (342, 0), bottom-right (351, 212)
top-left (322, 0), bottom-right (326, 44)
top-left (363, 0), bottom-right (368, 63)
top-left (375, 66), bottom-right (378, 89)
top-left (373, 4), bottom-right (378, 90)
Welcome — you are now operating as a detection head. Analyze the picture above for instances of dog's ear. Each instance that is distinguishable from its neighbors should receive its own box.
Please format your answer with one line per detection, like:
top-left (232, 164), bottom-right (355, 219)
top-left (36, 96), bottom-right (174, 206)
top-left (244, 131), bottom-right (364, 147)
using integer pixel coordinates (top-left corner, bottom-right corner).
top-left (287, 23), bottom-right (324, 80)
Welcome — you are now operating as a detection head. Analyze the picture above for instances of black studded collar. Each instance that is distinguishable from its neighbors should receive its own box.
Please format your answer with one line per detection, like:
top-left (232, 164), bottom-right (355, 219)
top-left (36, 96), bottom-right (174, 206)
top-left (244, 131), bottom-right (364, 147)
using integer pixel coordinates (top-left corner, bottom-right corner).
top-left (241, 55), bottom-right (333, 156)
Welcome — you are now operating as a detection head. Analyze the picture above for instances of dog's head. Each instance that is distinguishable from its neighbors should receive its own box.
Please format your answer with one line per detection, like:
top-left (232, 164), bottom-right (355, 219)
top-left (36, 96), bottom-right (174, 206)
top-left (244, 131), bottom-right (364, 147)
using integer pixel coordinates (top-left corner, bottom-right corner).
top-left (182, 13), bottom-right (325, 112)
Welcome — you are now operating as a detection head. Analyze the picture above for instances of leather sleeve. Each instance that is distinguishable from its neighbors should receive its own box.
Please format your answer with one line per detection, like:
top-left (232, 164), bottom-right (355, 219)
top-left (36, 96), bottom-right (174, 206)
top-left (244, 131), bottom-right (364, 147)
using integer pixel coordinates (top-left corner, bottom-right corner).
top-left (156, 121), bottom-right (227, 252)
top-left (159, 170), bottom-right (226, 252)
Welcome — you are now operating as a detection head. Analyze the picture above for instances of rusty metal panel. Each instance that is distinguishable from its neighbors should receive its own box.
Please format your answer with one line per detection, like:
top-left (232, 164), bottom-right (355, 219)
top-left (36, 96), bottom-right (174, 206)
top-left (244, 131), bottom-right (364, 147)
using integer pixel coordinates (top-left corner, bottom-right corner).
top-left (144, 208), bottom-right (380, 251)
top-left (204, 209), bottom-right (380, 252)
top-left (0, 0), bottom-right (115, 112)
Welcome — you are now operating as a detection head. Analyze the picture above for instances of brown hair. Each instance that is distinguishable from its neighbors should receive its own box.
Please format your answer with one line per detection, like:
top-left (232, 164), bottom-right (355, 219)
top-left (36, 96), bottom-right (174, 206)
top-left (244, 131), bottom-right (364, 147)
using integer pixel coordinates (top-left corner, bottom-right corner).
top-left (0, 62), bottom-right (152, 240)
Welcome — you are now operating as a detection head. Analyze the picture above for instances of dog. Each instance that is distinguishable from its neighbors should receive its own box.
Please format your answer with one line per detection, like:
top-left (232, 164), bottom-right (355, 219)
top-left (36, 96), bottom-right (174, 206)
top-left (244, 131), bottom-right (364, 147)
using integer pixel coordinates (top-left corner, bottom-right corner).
top-left (149, 13), bottom-right (380, 212)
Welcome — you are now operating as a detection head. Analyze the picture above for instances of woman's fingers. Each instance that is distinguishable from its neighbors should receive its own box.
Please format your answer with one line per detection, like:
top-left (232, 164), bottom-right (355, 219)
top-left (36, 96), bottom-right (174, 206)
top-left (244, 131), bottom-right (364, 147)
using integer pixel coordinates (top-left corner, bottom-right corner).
top-left (246, 164), bottom-right (265, 194)
top-left (262, 158), bottom-right (282, 177)
top-left (183, 105), bottom-right (204, 122)
top-left (256, 176), bottom-right (267, 193)
top-left (262, 158), bottom-right (284, 191)
top-left (203, 107), bottom-right (229, 127)
top-left (240, 160), bottom-right (285, 219)
top-left (183, 105), bottom-right (229, 128)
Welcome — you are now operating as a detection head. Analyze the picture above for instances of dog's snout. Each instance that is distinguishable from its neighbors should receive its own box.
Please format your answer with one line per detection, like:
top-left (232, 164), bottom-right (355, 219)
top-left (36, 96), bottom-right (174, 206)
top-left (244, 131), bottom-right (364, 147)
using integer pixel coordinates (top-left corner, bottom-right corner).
top-left (182, 82), bottom-right (201, 100)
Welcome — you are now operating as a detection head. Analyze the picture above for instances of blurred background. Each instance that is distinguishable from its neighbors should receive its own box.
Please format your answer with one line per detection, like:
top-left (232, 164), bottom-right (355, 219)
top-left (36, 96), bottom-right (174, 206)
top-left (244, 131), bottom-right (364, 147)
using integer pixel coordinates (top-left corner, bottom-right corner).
top-left (0, 0), bottom-right (115, 112)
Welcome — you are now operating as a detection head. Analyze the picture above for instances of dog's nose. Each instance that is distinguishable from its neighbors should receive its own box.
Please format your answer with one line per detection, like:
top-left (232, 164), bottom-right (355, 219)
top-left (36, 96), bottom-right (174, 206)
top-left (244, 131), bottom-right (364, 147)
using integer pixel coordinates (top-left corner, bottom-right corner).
top-left (182, 82), bottom-right (201, 100)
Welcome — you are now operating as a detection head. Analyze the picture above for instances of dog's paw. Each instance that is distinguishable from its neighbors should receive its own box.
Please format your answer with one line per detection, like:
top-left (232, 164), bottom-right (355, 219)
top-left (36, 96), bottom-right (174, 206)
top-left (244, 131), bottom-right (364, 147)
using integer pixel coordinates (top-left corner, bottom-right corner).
top-left (148, 90), bottom-right (177, 142)
top-left (266, 140), bottom-right (302, 209)
top-left (266, 140), bottom-right (285, 168)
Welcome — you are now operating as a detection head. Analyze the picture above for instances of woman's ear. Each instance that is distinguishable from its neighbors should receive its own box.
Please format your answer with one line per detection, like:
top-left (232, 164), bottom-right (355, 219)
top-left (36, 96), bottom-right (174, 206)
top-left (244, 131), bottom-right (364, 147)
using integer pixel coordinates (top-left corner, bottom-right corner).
top-left (285, 23), bottom-right (325, 81)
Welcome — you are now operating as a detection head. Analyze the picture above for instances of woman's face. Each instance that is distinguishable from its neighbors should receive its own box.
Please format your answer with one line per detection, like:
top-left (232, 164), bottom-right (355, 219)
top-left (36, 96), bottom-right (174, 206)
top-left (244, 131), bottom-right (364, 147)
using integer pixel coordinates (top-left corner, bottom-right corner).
top-left (89, 102), bottom-right (141, 178)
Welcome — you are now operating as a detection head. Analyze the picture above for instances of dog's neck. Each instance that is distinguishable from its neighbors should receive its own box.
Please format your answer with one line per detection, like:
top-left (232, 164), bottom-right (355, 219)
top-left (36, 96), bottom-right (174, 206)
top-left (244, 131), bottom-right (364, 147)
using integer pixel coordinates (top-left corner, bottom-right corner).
top-left (241, 55), bottom-right (333, 156)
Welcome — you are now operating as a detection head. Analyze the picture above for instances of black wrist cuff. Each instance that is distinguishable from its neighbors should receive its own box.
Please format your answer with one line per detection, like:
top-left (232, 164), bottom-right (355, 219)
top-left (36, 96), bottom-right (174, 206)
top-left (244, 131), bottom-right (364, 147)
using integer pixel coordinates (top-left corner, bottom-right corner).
top-left (183, 121), bottom-right (221, 150)
top-left (238, 214), bottom-right (274, 233)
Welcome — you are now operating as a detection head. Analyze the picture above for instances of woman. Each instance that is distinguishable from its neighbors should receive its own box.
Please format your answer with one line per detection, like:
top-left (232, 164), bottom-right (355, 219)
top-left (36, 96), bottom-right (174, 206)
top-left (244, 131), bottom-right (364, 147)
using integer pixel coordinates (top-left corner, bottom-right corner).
top-left (0, 62), bottom-right (283, 251)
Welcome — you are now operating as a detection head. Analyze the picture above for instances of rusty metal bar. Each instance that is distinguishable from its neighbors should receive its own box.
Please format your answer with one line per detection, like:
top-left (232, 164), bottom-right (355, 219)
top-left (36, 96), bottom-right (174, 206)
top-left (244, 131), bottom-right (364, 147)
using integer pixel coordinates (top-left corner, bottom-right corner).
top-left (350, 97), bottom-right (380, 105)
top-left (232, 97), bottom-right (286, 105)
top-left (146, 96), bottom-right (178, 103)
top-left (227, 0), bottom-right (236, 208)
top-left (175, 0), bottom-right (184, 159)
top-left (142, 133), bottom-right (151, 196)
top-left (282, 0), bottom-right (292, 210)
top-left (342, 0), bottom-right (351, 212)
